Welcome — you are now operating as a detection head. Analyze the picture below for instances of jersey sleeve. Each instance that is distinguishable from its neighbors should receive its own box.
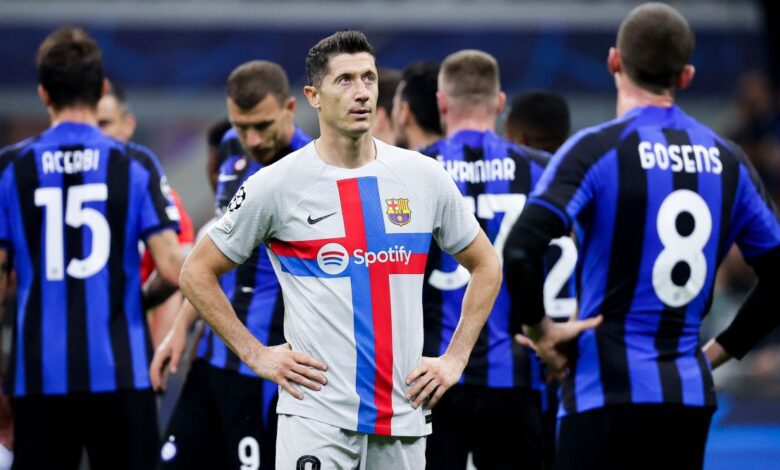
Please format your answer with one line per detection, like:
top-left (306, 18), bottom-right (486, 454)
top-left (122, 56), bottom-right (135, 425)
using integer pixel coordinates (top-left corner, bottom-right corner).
top-left (527, 130), bottom-right (605, 230)
top-left (732, 160), bottom-right (780, 261)
top-left (134, 147), bottom-right (180, 240)
top-left (0, 169), bottom-right (12, 249)
top-left (208, 169), bottom-right (277, 264)
top-left (431, 164), bottom-right (480, 254)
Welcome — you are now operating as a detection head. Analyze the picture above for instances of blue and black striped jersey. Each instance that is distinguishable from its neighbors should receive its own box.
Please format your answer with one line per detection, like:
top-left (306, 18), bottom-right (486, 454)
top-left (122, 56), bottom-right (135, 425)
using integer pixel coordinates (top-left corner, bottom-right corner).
top-left (421, 130), bottom-right (577, 389)
top-left (198, 126), bottom-right (311, 374)
top-left (529, 105), bottom-right (780, 415)
top-left (0, 122), bottom-right (179, 397)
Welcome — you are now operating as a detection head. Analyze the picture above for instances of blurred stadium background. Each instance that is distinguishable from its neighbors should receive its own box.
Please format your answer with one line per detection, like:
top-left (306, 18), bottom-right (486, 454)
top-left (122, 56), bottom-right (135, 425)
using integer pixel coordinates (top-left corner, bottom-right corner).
top-left (1, 1), bottom-right (779, 468)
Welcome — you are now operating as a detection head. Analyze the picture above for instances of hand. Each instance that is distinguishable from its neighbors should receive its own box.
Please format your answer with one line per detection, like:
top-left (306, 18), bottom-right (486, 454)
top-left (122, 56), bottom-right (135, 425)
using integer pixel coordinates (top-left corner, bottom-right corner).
top-left (405, 354), bottom-right (466, 409)
top-left (149, 320), bottom-right (189, 391)
top-left (703, 338), bottom-right (731, 370)
top-left (515, 315), bottom-right (603, 380)
top-left (247, 344), bottom-right (328, 400)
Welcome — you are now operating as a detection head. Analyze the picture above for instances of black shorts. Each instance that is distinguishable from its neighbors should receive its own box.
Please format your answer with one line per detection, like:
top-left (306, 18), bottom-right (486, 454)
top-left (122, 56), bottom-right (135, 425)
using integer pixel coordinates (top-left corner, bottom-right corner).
top-left (555, 404), bottom-right (715, 470)
top-left (426, 385), bottom-right (544, 470)
top-left (12, 388), bottom-right (158, 470)
top-left (159, 359), bottom-right (278, 470)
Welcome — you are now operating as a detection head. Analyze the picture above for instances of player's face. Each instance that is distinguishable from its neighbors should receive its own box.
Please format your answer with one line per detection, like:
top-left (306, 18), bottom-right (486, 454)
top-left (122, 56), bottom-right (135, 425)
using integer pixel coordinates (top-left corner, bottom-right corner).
top-left (317, 53), bottom-right (378, 138)
top-left (97, 95), bottom-right (136, 142)
top-left (228, 94), bottom-right (294, 164)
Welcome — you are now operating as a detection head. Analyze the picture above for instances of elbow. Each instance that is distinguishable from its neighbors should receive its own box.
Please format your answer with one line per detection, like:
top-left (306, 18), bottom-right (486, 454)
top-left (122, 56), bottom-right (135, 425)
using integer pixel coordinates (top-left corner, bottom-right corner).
top-left (503, 243), bottom-right (533, 276)
top-left (178, 255), bottom-right (196, 299)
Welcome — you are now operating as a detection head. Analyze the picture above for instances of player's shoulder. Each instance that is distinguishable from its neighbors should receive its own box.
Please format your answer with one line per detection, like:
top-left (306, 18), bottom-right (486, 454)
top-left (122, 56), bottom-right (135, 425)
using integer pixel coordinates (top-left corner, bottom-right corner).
top-left (0, 135), bottom-right (41, 174)
top-left (507, 141), bottom-right (551, 170)
top-left (220, 127), bottom-right (239, 147)
top-left (122, 140), bottom-right (165, 171)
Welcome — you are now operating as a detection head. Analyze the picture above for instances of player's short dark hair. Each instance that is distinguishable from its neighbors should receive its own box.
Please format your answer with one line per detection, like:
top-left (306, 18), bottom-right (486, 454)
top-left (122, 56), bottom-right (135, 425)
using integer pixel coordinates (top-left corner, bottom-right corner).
top-left (617, 2), bottom-right (695, 94)
top-left (400, 61), bottom-right (442, 135)
top-left (105, 80), bottom-right (127, 105)
top-left (227, 60), bottom-right (290, 110)
top-left (377, 68), bottom-right (401, 114)
top-left (208, 118), bottom-right (232, 149)
top-left (506, 90), bottom-right (570, 153)
top-left (36, 27), bottom-right (104, 110)
top-left (440, 50), bottom-right (499, 101)
top-left (306, 30), bottom-right (376, 87)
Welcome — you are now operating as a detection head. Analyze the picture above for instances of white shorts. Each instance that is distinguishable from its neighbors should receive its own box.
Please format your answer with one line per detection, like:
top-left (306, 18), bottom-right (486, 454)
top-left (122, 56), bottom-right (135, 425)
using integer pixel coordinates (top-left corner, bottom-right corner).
top-left (276, 414), bottom-right (426, 470)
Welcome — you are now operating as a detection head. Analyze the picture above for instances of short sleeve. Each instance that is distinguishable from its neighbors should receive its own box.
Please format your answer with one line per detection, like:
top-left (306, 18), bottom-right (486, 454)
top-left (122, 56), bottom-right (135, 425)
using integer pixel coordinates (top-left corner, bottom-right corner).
top-left (733, 163), bottom-right (780, 261)
top-left (209, 169), bottom-right (277, 264)
top-left (0, 168), bottom-right (12, 249)
top-left (134, 147), bottom-right (180, 240)
top-left (431, 166), bottom-right (480, 254)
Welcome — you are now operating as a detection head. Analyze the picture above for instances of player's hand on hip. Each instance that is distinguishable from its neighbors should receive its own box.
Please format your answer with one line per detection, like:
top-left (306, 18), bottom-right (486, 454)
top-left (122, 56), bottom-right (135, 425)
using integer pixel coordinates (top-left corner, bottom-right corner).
top-left (405, 355), bottom-right (466, 409)
top-left (515, 315), bottom-right (603, 380)
top-left (149, 321), bottom-right (188, 392)
top-left (252, 344), bottom-right (328, 400)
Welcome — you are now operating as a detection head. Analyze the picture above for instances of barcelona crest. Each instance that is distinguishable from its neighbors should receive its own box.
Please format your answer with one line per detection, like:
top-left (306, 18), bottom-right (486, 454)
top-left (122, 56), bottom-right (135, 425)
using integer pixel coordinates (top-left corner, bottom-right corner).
top-left (386, 198), bottom-right (412, 226)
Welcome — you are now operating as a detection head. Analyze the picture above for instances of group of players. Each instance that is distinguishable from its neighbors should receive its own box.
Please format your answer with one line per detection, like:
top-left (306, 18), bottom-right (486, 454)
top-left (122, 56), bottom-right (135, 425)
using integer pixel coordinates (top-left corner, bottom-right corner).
top-left (0, 2), bottom-right (779, 470)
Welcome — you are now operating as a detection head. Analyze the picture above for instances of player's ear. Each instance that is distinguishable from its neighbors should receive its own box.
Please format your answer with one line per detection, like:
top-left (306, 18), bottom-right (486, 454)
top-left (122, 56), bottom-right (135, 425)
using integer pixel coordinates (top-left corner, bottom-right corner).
top-left (496, 91), bottom-right (506, 115)
top-left (37, 84), bottom-right (51, 107)
top-left (607, 47), bottom-right (622, 75)
top-left (303, 85), bottom-right (320, 110)
top-left (676, 65), bottom-right (695, 90)
top-left (436, 90), bottom-right (447, 119)
top-left (100, 78), bottom-right (110, 99)
top-left (285, 96), bottom-right (297, 114)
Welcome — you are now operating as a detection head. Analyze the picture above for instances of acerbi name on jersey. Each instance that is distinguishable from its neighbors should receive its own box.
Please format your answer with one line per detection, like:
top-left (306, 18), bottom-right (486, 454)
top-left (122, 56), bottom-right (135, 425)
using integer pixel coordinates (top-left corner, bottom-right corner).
top-left (436, 155), bottom-right (516, 183)
top-left (316, 242), bottom-right (411, 275)
top-left (42, 149), bottom-right (100, 174)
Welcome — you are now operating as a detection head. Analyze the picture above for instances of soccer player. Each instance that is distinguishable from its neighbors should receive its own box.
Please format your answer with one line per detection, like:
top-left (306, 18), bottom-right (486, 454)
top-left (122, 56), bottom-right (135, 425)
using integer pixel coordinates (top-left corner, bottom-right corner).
top-left (177, 31), bottom-right (501, 469)
top-left (0, 27), bottom-right (182, 469)
top-left (96, 81), bottom-right (196, 347)
top-left (371, 67), bottom-right (402, 145)
top-left (420, 50), bottom-right (577, 470)
top-left (150, 60), bottom-right (311, 470)
top-left (504, 90), bottom-right (571, 154)
top-left (391, 61), bottom-right (443, 150)
top-left (504, 3), bottom-right (780, 469)
top-left (503, 89), bottom-right (573, 469)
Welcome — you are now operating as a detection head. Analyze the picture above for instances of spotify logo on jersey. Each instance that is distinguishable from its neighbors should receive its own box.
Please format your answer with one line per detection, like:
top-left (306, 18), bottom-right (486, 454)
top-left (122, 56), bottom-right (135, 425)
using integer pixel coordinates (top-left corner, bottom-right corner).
top-left (317, 243), bottom-right (349, 275)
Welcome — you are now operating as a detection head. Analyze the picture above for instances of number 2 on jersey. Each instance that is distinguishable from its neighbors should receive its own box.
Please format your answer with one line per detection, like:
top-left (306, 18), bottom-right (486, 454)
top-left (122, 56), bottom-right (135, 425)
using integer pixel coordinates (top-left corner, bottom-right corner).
top-left (34, 184), bottom-right (110, 280)
top-left (428, 194), bottom-right (578, 318)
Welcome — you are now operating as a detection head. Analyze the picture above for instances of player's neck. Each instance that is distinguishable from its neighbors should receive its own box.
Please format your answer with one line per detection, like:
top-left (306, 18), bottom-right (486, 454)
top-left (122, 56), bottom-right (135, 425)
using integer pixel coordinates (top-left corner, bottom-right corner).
top-left (49, 106), bottom-right (99, 127)
top-left (616, 74), bottom-right (675, 117)
top-left (445, 118), bottom-right (495, 137)
top-left (314, 131), bottom-right (376, 169)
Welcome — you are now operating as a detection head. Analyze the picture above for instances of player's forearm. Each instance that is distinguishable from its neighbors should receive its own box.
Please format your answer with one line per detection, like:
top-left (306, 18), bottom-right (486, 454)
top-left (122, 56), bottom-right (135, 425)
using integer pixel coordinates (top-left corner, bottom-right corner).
top-left (179, 259), bottom-right (265, 364)
top-left (703, 338), bottom-right (731, 369)
top-left (715, 246), bottom-right (780, 360)
top-left (503, 204), bottom-right (560, 327)
top-left (170, 298), bottom-right (200, 334)
top-left (142, 270), bottom-right (178, 310)
top-left (445, 256), bottom-right (501, 365)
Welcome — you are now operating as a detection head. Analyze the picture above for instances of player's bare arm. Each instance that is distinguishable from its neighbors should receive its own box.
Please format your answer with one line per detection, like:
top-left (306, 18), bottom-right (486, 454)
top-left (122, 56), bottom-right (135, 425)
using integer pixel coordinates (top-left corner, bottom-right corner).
top-left (149, 298), bottom-right (199, 391)
top-left (142, 229), bottom-right (183, 309)
top-left (406, 230), bottom-right (501, 409)
top-left (180, 235), bottom-right (328, 400)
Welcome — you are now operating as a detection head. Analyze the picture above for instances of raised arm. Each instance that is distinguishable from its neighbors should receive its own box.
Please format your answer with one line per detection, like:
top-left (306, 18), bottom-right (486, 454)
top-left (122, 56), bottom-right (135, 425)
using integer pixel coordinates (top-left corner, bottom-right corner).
top-left (406, 230), bottom-right (501, 409)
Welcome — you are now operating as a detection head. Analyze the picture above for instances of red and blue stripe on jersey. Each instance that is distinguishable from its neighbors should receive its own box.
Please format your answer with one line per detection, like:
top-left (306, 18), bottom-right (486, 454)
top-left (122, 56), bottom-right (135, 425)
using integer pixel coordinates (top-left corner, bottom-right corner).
top-left (269, 176), bottom-right (431, 436)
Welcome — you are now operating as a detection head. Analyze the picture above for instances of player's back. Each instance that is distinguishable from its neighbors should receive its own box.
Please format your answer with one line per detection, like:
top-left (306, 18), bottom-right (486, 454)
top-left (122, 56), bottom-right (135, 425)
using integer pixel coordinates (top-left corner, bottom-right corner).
top-left (532, 104), bottom-right (780, 415)
top-left (421, 130), bottom-right (561, 389)
top-left (0, 122), bottom-right (177, 397)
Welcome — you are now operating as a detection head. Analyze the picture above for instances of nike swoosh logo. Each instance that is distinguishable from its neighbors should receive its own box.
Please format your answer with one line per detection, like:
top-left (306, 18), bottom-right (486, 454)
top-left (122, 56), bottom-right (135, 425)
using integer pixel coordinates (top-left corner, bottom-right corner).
top-left (307, 212), bottom-right (337, 225)
top-left (218, 174), bottom-right (238, 182)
